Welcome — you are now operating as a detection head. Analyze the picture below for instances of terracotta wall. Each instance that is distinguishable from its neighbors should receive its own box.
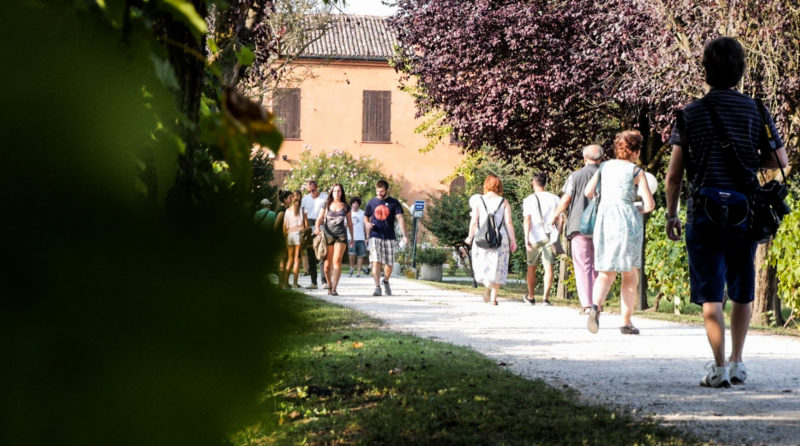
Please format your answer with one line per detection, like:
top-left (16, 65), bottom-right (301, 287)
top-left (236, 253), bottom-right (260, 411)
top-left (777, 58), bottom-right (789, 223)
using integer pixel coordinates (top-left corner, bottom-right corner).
top-left (270, 59), bottom-right (463, 204)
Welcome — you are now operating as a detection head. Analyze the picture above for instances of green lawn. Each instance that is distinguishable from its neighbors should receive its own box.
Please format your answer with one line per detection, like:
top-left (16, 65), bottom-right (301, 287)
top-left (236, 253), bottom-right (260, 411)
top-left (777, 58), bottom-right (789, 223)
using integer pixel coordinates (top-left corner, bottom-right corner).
top-left (235, 293), bottom-right (697, 445)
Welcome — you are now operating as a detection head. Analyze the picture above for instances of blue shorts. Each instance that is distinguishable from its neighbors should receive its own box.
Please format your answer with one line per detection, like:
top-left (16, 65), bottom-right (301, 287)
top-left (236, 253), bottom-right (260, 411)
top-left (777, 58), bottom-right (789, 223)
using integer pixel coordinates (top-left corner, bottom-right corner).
top-left (348, 240), bottom-right (367, 257)
top-left (685, 218), bottom-right (756, 305)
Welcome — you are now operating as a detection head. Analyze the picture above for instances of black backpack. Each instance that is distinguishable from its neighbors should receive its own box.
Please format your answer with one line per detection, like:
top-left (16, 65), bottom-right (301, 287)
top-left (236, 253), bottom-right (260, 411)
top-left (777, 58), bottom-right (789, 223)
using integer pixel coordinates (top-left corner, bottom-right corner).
top-left (474, 196), bottom-right (504, 249)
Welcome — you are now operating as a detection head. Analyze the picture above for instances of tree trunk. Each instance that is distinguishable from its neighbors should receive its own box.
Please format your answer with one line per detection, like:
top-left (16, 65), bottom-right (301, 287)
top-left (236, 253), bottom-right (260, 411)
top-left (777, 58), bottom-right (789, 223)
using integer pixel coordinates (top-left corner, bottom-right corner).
top-left (753, 240), bottom-right (783, 326)
top-left (635, 106), bottom-right (653, 310)
top-left (637, 214), bottom-right (649, 310)
top-left (556, 256), bottom-right (567, 300)
top-left (160, 0), bottom-right (208, 210)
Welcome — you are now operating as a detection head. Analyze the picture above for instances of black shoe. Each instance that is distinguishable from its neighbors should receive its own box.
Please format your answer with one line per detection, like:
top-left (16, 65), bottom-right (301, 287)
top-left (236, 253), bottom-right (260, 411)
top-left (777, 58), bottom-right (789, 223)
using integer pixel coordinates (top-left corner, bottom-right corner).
top-left (382, 279), bottom-right (392, 296)
top-left (543, 299), bottom-right (551, 306)
top-left (522, 294), bottom-right (535, 305)
top-left (372, 286), bottom-right (382, 296)
top-left (619, 324), bottom-right (640, 335)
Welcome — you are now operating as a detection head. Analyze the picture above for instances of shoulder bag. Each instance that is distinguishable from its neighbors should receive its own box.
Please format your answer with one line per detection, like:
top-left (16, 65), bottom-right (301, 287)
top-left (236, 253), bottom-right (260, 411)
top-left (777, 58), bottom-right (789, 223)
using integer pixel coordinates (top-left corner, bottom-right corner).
top-left (579, 165), bottom-right (603, 235)
top-left (534, 194), bottom-right (565, 256)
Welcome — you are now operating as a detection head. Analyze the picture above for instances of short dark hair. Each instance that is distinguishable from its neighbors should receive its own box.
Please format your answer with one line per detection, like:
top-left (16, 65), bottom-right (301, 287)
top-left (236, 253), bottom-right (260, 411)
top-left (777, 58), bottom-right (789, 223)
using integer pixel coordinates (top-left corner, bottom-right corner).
top-left (703, 37), bottom-right (746, 89)
top-left (376, 179), bottom-right (389, 190)
top-left (532, 172), bottom-right (548, 188)
top-left (307, 180), bottom-right (318, 187)
top-left (350, 196), bottom-right (362, 206)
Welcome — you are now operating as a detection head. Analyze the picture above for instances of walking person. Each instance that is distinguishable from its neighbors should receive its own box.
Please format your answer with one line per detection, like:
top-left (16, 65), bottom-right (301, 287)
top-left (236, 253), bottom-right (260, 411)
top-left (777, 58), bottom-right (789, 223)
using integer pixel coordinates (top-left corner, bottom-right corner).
top-left (315, 184), bottom-right (353, 296)
top-left (551, 145), bottom-right (604, 313)
top-left (665, 37), bottom-right (788, 387)
top-left (282, 191), bottom-right (307, 288)
top-left (464, 174), bottom-right (518, 305)
top-left (301, 180), bottom-right (328, 289)
top-left (522, 172), bottom-right (562, 305)
top-left (364, 179), bottom-right (408, 296)
top-left (348, 197), bottom-right (367, 277)
top-left (584, 130), bottom-right (655, 335)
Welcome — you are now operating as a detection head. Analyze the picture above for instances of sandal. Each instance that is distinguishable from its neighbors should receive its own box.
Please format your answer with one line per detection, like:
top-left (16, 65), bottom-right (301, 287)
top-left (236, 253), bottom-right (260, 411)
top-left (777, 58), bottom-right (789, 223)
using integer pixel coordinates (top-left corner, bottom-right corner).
top-left (331, 291), bottom-right (339, 296)
top-left (491, 300), bottom-right (498, 306)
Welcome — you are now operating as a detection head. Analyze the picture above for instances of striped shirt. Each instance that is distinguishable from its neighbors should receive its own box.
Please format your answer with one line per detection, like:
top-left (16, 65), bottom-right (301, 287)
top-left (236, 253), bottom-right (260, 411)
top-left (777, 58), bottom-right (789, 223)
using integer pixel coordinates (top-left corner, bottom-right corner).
top-left (669, 89), bottom-right (783, 193)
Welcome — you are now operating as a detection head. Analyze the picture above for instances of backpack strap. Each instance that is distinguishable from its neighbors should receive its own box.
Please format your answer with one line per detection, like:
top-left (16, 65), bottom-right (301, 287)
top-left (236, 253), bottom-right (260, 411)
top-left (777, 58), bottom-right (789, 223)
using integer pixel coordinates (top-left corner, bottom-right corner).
top-left (479, 195), bottom-right (505, 230)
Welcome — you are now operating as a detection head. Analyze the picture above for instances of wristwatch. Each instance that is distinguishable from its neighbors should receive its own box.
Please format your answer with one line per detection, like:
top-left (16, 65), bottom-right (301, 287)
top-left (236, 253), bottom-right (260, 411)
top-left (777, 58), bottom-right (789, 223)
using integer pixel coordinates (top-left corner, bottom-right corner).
top-left (665, 211), bottom-right (678, 220)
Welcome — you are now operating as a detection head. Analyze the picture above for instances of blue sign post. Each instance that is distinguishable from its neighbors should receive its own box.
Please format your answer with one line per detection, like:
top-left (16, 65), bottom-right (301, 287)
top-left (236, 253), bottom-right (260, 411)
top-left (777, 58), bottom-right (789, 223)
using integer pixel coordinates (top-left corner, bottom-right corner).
top-left (411, 200), bottom-right (425, 269)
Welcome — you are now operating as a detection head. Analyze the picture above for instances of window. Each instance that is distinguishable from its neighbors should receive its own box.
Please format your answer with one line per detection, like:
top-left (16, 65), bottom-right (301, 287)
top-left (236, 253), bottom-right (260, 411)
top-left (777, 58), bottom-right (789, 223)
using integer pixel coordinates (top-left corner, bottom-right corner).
top-left (273, 88), bottom-right (301, 139)
top-left (362, 90), bottom-right (391, 142)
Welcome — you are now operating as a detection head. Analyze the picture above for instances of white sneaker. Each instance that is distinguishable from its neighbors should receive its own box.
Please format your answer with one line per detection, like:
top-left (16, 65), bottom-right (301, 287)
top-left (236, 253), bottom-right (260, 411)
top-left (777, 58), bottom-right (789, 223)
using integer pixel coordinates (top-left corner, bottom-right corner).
top-left (700, 363), bottom-right (731, 388)
top-left (729, 362), bottom-right (747, 385)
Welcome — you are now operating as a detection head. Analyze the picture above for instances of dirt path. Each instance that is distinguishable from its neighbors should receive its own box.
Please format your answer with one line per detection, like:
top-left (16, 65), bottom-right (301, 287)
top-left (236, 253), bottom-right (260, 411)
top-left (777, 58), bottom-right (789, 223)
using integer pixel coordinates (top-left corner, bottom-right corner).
top-left (307, 276), bottom-right (800, 445)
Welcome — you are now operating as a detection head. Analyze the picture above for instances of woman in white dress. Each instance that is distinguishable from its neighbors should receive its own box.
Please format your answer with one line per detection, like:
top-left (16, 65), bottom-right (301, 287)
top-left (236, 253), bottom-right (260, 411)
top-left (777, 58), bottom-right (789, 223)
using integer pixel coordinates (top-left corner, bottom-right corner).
top-left (464, 174), bottom-right (518, 305)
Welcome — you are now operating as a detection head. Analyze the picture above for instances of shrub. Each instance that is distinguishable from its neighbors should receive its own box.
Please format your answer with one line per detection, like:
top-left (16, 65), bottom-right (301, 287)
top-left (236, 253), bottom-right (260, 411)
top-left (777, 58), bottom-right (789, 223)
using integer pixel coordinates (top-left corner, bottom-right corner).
top-left (416, 247), bottom-right (450, 265)
top-left (770, 184), bottom-right (800, 323)
top-left (283, 147), bottom-right (390, 202)
top-left (645, 208), bottom-right (691, 311)
top-left (422, 190), bottom-right (470, 248)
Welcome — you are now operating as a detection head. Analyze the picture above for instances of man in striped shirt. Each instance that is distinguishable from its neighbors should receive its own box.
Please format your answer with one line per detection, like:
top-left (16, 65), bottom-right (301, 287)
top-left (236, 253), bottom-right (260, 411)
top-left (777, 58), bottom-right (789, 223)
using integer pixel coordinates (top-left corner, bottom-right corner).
top-left (665, 37), bottom-right (788, 388)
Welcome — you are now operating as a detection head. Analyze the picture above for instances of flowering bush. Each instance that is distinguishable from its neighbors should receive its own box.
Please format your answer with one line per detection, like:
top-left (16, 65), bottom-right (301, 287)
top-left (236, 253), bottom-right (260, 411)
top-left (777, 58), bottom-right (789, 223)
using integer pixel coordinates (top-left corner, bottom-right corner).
top-left (283, 147), bottom-right (391, 202)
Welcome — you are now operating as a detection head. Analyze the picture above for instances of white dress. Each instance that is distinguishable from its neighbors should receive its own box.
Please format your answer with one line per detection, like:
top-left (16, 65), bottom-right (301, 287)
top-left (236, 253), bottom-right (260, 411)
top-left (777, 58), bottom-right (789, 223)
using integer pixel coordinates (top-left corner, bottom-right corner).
top-left (469, 194), bottom-right (510, 286)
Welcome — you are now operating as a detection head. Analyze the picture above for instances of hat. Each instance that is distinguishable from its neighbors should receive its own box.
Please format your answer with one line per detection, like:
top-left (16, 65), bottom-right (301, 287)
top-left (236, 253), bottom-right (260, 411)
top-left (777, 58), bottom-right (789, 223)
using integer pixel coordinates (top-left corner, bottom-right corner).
top-left (261, 198), bottom-right (272, 206)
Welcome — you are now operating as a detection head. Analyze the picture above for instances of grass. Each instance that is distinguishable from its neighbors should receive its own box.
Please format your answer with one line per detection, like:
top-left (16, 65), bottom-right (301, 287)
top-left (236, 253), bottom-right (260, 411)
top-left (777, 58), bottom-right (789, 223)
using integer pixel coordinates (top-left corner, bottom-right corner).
top-left (428, 276), bottom-right (799, 337)
top-left (234, 293), bottom-right (697, 445)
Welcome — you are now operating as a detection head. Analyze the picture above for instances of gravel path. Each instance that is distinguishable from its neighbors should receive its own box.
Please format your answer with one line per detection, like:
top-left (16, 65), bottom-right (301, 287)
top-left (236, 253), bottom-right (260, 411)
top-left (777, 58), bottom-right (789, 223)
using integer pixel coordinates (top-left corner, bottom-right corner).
top-left (306, 276), bottom-right (800, 445)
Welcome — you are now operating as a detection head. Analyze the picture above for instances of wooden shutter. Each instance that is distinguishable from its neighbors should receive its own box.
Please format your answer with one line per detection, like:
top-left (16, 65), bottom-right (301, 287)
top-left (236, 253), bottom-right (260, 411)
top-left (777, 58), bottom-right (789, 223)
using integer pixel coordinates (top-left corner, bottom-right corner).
top-left (362, 90), bottom-right (391, 142)
top-left (273, 88), bottom-right (301, 139)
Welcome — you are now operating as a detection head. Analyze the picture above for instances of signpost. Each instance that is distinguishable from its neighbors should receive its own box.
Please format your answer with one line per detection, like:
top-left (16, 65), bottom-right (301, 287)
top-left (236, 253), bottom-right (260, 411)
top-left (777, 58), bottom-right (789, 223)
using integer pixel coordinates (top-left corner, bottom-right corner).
top-left (411, 200), bottom-right (425, 269)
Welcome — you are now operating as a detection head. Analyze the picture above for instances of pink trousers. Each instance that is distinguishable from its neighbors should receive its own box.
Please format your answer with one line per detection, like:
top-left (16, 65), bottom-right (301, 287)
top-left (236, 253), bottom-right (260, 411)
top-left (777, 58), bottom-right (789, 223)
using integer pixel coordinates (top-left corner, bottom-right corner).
top-left (570, 234), bottom-right (597, 308)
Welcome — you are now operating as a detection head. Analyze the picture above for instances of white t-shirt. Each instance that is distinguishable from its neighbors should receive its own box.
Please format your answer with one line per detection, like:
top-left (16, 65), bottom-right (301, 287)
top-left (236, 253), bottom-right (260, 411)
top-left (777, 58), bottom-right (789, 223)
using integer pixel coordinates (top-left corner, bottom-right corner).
top-left (469, 194), bottom-right (507, 235)
top-left (301, 192), bottom-right (328, 220)
top-left (348, 209), bottom-right (366, 241)
top-left (522, 191), bottom-right (560, 244)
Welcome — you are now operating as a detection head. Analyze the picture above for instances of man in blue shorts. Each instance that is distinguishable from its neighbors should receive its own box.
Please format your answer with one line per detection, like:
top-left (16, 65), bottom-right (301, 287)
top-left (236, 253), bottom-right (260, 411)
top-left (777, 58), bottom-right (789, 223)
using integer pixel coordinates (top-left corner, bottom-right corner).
top-left (665, 37), bottom-right (788, 388)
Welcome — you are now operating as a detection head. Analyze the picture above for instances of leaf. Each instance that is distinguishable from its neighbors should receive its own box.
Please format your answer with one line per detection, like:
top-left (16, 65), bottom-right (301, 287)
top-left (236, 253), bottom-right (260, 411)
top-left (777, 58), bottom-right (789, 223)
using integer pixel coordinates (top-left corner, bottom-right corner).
top-left (159, 0), bottom-right (208, 37)
top-left (206, 37), bottom-right (219, 54)
top-left (237, 45), bottom-right (256, 67)
top-left (150, 54), bottom-right (180, 91)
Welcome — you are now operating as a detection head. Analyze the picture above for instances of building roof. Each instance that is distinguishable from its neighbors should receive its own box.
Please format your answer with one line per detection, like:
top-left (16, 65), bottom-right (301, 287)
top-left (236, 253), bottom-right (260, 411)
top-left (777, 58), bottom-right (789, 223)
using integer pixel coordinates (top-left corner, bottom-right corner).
top-left (300, 15), bottom-right (397, 62)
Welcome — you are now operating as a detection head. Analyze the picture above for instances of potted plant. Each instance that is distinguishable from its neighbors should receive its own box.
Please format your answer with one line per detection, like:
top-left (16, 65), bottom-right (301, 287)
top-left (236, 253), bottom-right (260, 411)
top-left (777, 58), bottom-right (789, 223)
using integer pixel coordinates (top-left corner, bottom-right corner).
top-left (416, 247), bottom-right (449, 281)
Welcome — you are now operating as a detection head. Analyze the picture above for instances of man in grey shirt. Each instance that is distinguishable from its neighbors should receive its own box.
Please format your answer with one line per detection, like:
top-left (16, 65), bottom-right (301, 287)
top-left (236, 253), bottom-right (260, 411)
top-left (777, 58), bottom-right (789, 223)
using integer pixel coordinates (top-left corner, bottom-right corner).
top-left (301, 180), bottom-right (328, 289)
top-left (550, 145), bottom-right (603, 313)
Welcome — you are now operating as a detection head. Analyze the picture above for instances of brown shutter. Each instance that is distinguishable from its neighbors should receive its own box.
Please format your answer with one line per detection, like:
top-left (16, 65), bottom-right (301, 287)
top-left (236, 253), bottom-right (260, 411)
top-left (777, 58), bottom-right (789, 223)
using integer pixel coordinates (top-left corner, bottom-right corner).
top-left (363, 90), bottom-right (391, 142)
top-left (274, 88), bottom-right (301, 139)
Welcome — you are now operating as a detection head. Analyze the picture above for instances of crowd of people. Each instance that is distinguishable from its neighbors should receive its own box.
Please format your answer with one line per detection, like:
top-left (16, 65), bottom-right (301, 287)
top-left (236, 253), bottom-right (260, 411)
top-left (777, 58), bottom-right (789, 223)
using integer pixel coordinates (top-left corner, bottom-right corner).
top-left (259, 37), bottom-right (788, 389)
top-left (261, 179), bottom-right (408, 297)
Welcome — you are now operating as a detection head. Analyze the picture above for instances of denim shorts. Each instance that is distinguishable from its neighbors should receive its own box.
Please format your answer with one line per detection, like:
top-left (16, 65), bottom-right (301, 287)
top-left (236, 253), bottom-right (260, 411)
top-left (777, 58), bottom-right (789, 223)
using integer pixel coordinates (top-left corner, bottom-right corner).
top-left (685, 217), bottom-right (757, 305)
top-left (348, 240), bottom-right (367, 257)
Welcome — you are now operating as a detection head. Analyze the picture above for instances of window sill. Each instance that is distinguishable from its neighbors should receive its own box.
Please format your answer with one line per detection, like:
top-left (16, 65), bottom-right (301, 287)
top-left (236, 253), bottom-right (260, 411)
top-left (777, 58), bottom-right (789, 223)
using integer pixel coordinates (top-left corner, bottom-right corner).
top-left (361, 141), bottom-right (393, 144)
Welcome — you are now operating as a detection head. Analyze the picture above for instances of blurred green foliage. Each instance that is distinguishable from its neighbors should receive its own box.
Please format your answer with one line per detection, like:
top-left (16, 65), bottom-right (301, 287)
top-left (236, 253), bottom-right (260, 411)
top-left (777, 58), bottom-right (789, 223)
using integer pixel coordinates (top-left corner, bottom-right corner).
top-left (0, 3), bottom-right (298, 446)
